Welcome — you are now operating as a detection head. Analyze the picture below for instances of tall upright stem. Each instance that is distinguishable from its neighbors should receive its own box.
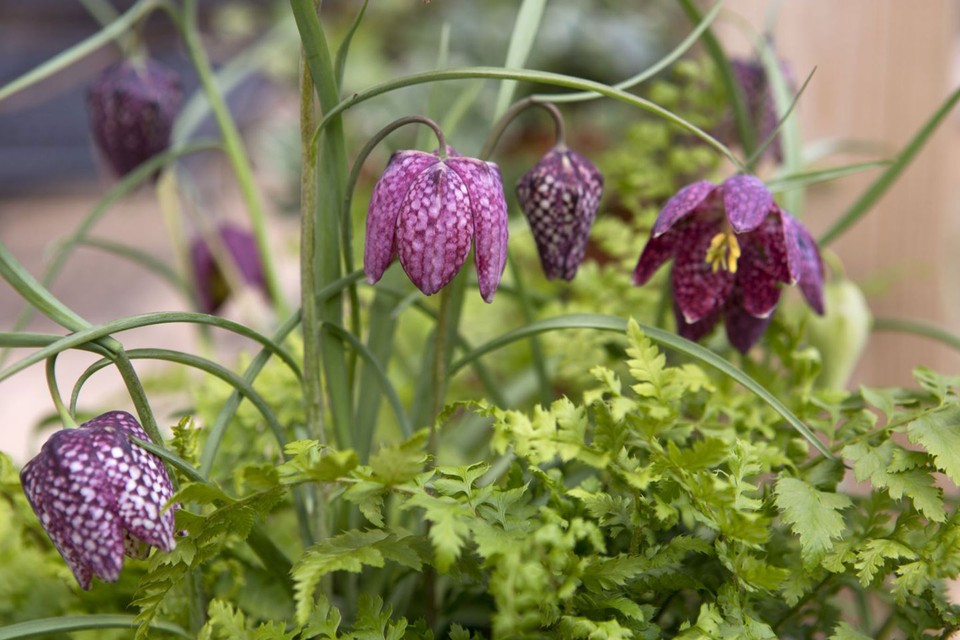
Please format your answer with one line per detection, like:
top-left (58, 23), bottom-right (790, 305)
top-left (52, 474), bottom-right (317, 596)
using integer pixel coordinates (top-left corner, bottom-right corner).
top-left (177, 0), bottom-right (288, 318)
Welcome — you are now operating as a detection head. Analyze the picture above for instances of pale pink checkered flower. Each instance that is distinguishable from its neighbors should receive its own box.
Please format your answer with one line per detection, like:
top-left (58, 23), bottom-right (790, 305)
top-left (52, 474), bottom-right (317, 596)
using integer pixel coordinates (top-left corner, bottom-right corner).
top-left (364, 148), bottom-right (508, 303)
top-left (20, 411), bottom-right (176, 589)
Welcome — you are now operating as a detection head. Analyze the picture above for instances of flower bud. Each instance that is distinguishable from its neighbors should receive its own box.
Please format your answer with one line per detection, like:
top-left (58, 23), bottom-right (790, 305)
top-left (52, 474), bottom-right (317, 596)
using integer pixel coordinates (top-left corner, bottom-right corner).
top-left (86, 58), bottom-right (182, 177)
top-left (805, 279), bottom-right (872, 389)
top-left (516, 146), bottom-right (604, 280)
top-left (190, 223), bottom-right (267, 314)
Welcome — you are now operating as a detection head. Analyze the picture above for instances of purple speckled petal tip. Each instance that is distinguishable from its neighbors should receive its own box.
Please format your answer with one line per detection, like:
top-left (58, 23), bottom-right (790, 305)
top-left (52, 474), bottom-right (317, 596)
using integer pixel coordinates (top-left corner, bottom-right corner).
top-left (448, 157), bottom-right (508, 302)
top-left (724, 291), bottom-right (775, 353)
top-left (396, 162), bottom-right (474, 296)
top-left (736, 214), bottom-right (791, 318)
top-left (632, 232), bottom-right (676, 286)
top-left (721, 174), bottom-right (774, 234)
top-left (19, 411), bottom-right (176, 590)
top-left (364, 150), bottom-right (439, 285)
top-left (652, 180), bottom-right (715, 238)
top-left (795, 222), bottom-right (826, 315)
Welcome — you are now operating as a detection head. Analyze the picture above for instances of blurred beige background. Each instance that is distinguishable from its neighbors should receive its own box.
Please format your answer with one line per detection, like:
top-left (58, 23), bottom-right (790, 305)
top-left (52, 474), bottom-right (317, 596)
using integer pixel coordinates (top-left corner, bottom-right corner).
top-left (720, 0), bottom-right (960, 386)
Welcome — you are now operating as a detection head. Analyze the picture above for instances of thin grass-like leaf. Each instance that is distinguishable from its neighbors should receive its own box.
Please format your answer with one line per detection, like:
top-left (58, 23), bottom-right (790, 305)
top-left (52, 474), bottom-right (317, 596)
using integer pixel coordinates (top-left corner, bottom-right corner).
top-left (0, 312), bottom-right (301, 384)
top-left (745, 66), bottom-right (816, 171)
top-left (758, 39), bottom-right (805, 213)
top-left (323, 323), bottom-right (413, 442)
top-left (0, 0), bottom-right (161, 103)
top-left (0, 615), bottom-right (189, 640)
top-left (872, 317), bottom-right (960, 353)
top-left (334, 0), bottom-right (369, 89)
top-left (74, 236), bottom-right (188, 293)
top-left (766, 161), bottom-right (891, 193)
top-left (819, 85), bottom-right (960, 246)
top-left (494, 0), bottom-right (547, 118)
top-left (72, 348), bottom-right (288, 452)
top-left (451, 314), bottom-right (835, 460)
top-left (534, 0), bottom-right (724, 104)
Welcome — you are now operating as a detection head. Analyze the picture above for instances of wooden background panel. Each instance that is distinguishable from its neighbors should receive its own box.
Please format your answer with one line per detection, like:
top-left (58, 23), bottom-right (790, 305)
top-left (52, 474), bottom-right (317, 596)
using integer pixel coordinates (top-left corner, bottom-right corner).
top-left (717, 0), bottom-right (960, 386)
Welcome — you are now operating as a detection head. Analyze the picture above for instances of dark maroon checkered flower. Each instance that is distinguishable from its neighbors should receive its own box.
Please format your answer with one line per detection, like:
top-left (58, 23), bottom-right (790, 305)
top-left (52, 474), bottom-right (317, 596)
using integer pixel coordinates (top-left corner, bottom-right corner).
top-left (19, 411), bottom-right (176, 590)
top-left (516, 146), bottom-right (604, 281)
top-left (190, 223), bottom-right (266, 314)
top-left (86, 58), bottom-right (182, 177)
top-left (364, 148), bottom-right (508, 302)
top-left (714, 58), bottom-right (795, 164)
top-left (633, 175), bottom-right (824, 353)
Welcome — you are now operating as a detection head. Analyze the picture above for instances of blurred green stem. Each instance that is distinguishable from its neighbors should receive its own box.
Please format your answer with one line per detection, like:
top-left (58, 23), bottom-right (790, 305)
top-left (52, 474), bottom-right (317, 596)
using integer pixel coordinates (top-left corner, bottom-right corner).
top-left (174, 0), bottom-right (288, 318)
top-left (45, 355), bottom-right (80, 430)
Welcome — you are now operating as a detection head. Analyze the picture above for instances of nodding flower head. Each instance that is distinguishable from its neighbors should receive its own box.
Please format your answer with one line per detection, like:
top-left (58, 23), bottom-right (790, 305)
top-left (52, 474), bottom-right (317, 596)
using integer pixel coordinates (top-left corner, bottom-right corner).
top-left (190, 223), bottom-right (267, 314)
top-left (633, 175), bottom-right (824, 353)
top-left (19, 411), bottom-right (176, 590)
top-left (364, 148), bottom-right (508, 303)
top-left (516, 145), bottom-right (604, 281)
top-left (86, 58), bottom-right (182, 178)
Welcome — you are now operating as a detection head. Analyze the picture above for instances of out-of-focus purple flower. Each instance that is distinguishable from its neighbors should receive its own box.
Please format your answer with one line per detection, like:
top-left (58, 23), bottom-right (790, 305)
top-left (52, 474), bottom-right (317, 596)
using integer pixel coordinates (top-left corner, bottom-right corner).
top-left (86, 58), bottom-right (182, 178)
top-left (190, 223), bottom-right (266, 314)
top-left (364, 148), bottom-right (508, 302)
top-left (19, 411), bottom-right (176, 590)
top-left (633, 175), bottom-right (824, 353)
top-left (714, 58), bottom-right (795, 164)
top-left (516, 145), bottom-right (604, 281)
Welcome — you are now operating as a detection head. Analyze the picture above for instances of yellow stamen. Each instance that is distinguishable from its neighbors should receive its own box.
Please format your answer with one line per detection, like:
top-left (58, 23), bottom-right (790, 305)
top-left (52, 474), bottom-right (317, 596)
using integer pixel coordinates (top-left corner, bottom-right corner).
top-left (705, 230), bottom-right (741, 273)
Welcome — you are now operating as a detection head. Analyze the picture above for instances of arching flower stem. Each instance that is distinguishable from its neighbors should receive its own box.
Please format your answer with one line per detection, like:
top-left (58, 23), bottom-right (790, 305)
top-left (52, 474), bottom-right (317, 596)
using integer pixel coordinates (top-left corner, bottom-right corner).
top-left (480, 96), bottom-right (566, 160)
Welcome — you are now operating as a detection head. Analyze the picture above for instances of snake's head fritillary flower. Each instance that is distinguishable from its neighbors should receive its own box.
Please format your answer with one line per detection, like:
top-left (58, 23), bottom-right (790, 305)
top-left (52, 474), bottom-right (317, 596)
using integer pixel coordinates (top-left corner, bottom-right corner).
top-left (633, 175), bottom-right (824, 353)
top-left (516, 145), bottom-right (604, 281)
top-left (19, 411), bottom-right (176, 590)
top-left (364, 148), bottom-right (508, 302)
top-left (86, 58), bottom-right (182, 178)
top-left (713, 58), bottom-right (795, 164)
top-left (190, 223), bottom-right (267, 314)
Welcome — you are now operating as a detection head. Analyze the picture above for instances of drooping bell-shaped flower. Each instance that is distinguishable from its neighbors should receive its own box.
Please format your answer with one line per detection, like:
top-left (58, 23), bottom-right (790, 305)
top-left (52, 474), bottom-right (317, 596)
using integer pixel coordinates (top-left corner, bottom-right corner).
top-left (516, 145), bottom-right (604, 281)
top-left (364, 148), bottom-right (508, 302)
top-left (86, 58), bottom-right (182, 177)
top-left (633, 175), bottom-right (824, 353)
top-left (713, 58), bottom-right (795, 164)
top-left (190, 223), bottom-right (267, 314)
top-left (19, 411), bottom-right (176, 589)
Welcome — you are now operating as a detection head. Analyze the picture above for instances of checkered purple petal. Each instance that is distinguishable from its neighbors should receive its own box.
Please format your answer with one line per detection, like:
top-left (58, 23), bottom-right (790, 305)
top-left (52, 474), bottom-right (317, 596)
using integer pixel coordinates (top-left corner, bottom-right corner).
top-left (651, 180), bottom-right (715, 238)
top-left (721, 174), bottom-right (774, 234)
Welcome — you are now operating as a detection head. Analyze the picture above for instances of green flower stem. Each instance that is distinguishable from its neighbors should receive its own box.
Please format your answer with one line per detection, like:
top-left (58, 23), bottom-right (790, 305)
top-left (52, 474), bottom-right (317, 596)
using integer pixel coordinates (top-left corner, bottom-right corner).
top-left (507, 257), bottom-right (552, 407)
top-left (291, 0), bottom-right (353, 452)
top-left (45, 355), bottom-right (79, 430)
top-left (313, 67), bottom-right (743, 171)
top-left (73, 236), bottom-right (189, 294)
top-left (0, 240), bottom-right (162, 445)
top-left (533, 0), bottom-right (724, 104)
top-left (299, 49), bottom-right (325, 446)
top-left (479, 96), bottom-right (565, 159)
top-left (872, 317), bottom-right (960, 353)
top-left (819, 84), bottom-right (960, 246)
top-left (744, 66), bottom-right (816, 171)
top-left (0, 0), bottom-right (165, 104)
top-left (174, 0), bottom-right (288, 318)
top-left (676, 0), bottom-right (755, 159)
top-left (0, 140), bottom-right (220, 368)
top-left (132, 437), bottom-right (295, 591)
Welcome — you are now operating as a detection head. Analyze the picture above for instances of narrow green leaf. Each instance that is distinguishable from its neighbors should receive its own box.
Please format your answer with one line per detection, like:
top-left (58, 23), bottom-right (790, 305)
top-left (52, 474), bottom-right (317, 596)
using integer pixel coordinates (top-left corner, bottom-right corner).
top-left (872, 317), bottom-right (960, 353)
top-left (758, 37), bottom-right (805, 213)
top-left (535, 0), bottom-right (724, 104)
top-left (766, 161), bottom-right (891, 193)
top-left (0, 311), bottom-right (301, 385)
top-left (334, 0), bottom-right (369, 88)
top-left (74, 236), bottom-right (188, 293)
top-left (494, 0), bottom-right (547, 119)
top-left (820, 84), bottom-right (960, 246)
top-left (0, 0), bottom-right (160, 103)
top-left (744, 66), bottom-right (816, 171)
top-left (451, 313), bottom-right (835, 459)
top-left (0, 615), bottom-right (189, 639)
